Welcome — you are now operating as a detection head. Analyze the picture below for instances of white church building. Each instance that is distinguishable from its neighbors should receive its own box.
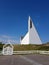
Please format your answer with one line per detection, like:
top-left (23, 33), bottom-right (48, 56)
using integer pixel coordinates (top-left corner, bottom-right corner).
top-left (20, 16), bottom-right (42, 45)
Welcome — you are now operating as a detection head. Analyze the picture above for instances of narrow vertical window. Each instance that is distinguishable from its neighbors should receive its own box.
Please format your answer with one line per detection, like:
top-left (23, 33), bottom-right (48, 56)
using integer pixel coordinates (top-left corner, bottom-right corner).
top-left (30, 19), bottom-right (32, 28)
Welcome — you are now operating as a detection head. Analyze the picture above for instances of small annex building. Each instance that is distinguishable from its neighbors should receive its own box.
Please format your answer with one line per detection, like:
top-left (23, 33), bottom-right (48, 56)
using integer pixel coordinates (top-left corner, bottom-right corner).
top-left (2, 41), bottom-right (13, 55)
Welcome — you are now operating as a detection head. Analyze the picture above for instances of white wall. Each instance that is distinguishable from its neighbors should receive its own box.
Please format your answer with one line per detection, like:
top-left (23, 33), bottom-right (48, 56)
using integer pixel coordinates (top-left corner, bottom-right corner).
top-left (29, 17), bottom-right (42, 44)
top-left (29, 27), bottom-right (42, 44)
top-left (21, 32), bottom-right (29, 44)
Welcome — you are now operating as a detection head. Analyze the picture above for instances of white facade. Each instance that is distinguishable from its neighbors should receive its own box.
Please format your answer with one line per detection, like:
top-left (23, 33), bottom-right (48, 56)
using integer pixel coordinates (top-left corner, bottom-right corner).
top-left (20, 16), bottom-right (42, 45)
top-left (20, 32), bottom-right (29, 44)
top-left (2, 41), bottom-right (13, 55)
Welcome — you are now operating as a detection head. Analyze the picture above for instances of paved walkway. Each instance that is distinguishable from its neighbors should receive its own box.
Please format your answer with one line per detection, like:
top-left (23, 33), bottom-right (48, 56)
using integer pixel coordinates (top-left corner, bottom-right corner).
top-left (0, 54), bottom-right (49, 65)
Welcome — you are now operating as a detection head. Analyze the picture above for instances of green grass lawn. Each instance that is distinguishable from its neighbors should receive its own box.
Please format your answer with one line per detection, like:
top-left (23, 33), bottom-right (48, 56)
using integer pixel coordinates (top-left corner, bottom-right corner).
top-left (0, 42), bottom-right (49, 51)
top-left (13, 44), bottom-right (49, 51)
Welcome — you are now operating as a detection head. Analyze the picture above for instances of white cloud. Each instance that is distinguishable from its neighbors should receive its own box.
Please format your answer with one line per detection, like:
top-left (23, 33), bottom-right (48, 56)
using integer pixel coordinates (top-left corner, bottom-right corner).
top-left (1, 35), bottom-right (11, 39)
top-left (0, 35), bottom-right (17, 39)
top-left (0, 35), bottom-right (19, 44)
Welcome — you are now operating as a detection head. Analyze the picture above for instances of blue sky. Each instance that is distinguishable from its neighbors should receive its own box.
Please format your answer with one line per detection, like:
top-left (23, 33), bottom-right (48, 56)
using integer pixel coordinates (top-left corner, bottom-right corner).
top-left (0, 0), bottom-right (49, 43)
